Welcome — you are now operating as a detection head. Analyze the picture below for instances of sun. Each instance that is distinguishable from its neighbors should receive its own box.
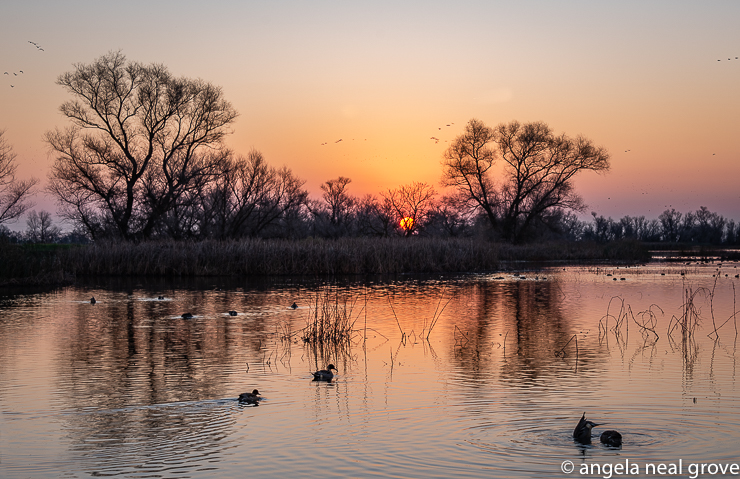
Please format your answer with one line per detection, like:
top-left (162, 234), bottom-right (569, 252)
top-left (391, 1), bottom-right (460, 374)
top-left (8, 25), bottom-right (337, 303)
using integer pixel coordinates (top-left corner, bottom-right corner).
top-left (399, 216), bottom-right (414, 231)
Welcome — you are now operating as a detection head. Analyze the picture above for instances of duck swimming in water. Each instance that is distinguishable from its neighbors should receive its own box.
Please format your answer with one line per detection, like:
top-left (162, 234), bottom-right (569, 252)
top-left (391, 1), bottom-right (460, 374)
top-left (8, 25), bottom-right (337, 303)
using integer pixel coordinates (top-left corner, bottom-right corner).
top-left (238, 389), bottom-right (262, 404)
top-left (228, 310), bottom-right (237, 316)
top-left (290, 302), bottom-right (298, 309)
top-left (90, 297), bottom-right (96, 304)
top-left (600, 430), bottom-right (623, 447)
top-left (312, 364), bottom-right (337, 381)
top-left (573, 413), bottom-right (599, 444)
top-left (574, 413), bottom-right (623, 447)
top-left (181, 313), bottom-right (193, 319)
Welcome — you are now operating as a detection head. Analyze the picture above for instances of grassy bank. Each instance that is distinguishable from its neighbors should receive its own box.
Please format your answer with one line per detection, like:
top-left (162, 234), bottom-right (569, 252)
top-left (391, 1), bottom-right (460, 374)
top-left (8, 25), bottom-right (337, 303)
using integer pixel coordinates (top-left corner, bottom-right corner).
top-left (0, 237), bottom-right (650, 284)
top-left (0, 243), bottom-right (77, 286)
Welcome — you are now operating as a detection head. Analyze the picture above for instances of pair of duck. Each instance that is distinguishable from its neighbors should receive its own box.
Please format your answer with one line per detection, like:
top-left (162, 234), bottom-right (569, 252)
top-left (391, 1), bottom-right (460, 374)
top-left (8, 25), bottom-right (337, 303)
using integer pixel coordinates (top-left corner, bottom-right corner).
top-left (238, 364), bottom-right (337, 404)
top-left (573, 413), bottom-right (622, 447)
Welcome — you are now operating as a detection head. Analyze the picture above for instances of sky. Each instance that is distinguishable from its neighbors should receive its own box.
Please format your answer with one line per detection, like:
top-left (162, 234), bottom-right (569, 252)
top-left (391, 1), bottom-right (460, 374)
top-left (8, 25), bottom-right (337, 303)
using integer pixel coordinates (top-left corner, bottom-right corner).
top-left (1, 0), bottom-right (739, 230)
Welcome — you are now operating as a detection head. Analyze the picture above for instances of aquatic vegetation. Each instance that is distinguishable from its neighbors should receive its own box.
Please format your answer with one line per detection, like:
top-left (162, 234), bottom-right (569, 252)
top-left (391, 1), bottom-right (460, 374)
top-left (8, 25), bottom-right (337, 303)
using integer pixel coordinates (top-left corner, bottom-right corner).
top-left (1, 237), bottom-right (652, 284)
top-left (301, 287), bottom-right (361, 344)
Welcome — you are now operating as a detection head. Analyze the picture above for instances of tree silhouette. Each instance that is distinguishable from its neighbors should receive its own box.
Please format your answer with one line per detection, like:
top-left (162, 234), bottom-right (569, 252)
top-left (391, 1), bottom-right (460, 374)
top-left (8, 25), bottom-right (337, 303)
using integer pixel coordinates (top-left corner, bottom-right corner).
top-left (442, 119), bottom-right (610, 242)
top-left (382, 182), bottom-right (436, 236)
top-left (0, 130), bottom-right (38, 226)
top-left (46, 51), bottom-right (237, 240)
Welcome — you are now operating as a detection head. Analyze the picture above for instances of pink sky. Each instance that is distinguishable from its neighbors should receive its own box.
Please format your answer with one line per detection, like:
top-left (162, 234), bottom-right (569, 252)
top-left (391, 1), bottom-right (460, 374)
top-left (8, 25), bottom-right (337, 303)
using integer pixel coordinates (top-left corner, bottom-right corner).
top-left (1, 1), bottom-right (738, 228)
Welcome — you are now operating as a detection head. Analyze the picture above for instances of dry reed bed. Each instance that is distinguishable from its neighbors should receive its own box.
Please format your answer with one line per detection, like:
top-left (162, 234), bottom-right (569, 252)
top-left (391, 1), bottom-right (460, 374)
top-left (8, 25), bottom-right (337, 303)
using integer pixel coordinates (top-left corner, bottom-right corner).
top-left (58, 238), bottom-right (504, 276)
top-left (1, 238), bottom-right (649, 282)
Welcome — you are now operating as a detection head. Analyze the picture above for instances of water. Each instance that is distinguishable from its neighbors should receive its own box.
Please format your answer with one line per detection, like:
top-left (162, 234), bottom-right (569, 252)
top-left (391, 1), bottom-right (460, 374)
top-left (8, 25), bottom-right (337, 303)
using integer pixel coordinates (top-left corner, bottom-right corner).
top-left (2, 263), bottom-right (740, 478)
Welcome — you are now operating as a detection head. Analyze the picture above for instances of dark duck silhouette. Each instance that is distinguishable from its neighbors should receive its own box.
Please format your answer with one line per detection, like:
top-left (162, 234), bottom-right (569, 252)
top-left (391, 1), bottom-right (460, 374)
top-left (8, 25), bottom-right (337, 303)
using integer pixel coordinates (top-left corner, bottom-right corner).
top-left (312, 364), bottom-right (337, 381)
top-left (600, 430), bottom-right (623, 447)
top-left (573, 413), bottom-right (599, 444)
top-left (228, 310), bottom-right (238, 316)
top-left (238, 389), bottom-right (262, 404)
top-left (574, 413), bottom-right (623, 447)
top-left (90, 297), bottom-right (96, 304)
top-left (290, 302), bottom-right (298, 309)
top-left (181, 313), bottom-right (193, 319)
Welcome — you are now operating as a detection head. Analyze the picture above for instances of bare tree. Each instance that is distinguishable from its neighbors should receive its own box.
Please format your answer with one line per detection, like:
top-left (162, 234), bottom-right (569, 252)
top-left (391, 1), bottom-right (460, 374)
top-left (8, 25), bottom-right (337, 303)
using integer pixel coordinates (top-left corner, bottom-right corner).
top-left (46, 51), bottom-right (238, 240)
top-left (442, 119), bottom-right (610, 243)
top-left (320, 176), bottom-right (356, 225)
top-left (0, 130), bottom-right (38, 226)
top-left (659, 208), bottom-right (682, 242)
top-left (382, 182), bottom-right (437, 236)
top-left (355, 194), bottom-right (395, 237)
top-left (440, 119), bottom-right (499, 229)
top-left (199, 150), bottom-right (308, 238)
top-left (496, 121), bottom-right (610, 242)
top-left (309, 176), bottom-right (358, 237)
top-left (25, 210), bottom-right (61, 243)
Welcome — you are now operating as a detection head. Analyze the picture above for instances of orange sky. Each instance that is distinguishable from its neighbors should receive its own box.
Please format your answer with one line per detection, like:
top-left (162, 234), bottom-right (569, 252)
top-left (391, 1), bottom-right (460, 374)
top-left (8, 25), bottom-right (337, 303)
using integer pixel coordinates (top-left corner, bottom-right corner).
top-left (1, 1), bottom-right (739, 227)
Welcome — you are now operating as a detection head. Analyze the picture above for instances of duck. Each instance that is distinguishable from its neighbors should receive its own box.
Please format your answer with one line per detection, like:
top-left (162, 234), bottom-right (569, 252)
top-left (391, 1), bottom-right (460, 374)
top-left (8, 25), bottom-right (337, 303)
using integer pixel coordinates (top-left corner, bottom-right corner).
top-left (90, 297), bottom-right (96, 304)
top-left (573, 412), bottom-right (599, 444)
top-left (181, 313), bottom-right (193, 319)
top-left (600, 430), bottom-right (623, 447)
top-left (290, 302), bottom-right (298, 309)
top-left (312, 364), bottom-right (337, 381)
top-left (157, 295), bottom-right (165, 300)
top-left (228, 310), bottom-right (238, 316)
top-left (238, 389), bottom-right (262, 404)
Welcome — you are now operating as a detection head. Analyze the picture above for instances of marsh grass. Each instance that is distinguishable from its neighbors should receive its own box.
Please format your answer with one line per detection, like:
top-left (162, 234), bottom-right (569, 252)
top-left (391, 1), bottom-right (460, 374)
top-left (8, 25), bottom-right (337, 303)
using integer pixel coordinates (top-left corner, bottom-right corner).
top-left (1, 238), bottom-right (650, 284)
top-left (301, 287), bottom-right (362, 344)
top-left (597, 282), bottom-right (737, 373)
top-left (599, 296), bottom-right (630, 346)
top-left (421, 295), bottom-right (452, 340)
top-left (667, 287), bottom-right (705, 340)
top-left (0, 243), bottom-right (76, 286)
top-left (57, 237), bottom-right (506, 276)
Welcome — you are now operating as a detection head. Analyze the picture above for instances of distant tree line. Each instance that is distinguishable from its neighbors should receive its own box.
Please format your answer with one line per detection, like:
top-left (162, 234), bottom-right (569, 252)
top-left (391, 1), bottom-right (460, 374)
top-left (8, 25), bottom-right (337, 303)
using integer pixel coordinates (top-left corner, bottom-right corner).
top-left (567, 207), bottom-right (740, 245)
top-left (1, 52), bottom-right (738, 246)
top-left (5, 203), bottom-right (739, 247)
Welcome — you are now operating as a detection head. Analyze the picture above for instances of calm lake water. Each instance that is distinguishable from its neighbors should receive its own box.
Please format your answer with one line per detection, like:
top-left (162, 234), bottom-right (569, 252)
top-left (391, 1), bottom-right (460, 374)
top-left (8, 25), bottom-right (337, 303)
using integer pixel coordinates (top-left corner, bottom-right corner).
top-left (2, 262), bottom-right (740, 478)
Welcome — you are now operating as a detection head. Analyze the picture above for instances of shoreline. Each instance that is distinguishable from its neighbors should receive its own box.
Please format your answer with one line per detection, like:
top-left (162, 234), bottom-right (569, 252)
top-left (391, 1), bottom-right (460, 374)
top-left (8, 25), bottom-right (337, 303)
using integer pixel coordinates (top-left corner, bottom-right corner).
top-left (1, 237), bottom-right (653, 287)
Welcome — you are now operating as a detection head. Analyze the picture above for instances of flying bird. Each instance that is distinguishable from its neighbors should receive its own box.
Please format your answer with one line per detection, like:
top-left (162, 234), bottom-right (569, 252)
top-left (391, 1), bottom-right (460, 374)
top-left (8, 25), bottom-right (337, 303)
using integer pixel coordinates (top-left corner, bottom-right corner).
top-left (335, 139), bottom-right (342, 143)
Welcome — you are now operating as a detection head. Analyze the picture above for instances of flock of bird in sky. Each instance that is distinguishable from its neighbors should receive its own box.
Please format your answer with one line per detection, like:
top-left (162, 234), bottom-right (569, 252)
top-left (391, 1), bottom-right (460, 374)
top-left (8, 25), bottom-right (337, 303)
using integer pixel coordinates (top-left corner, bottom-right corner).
top-left (318, 123), bottom-right (456, 147)
top-left (2, 41), bottom-right (44, 88)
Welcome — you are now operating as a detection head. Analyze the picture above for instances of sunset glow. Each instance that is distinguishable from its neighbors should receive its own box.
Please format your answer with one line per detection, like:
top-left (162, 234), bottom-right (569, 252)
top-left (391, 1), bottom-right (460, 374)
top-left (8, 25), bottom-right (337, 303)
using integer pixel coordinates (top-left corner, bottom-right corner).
top-left (400, 217), bottom-right (414, 231)
top-left (0, 1), bottom-right (739, 226)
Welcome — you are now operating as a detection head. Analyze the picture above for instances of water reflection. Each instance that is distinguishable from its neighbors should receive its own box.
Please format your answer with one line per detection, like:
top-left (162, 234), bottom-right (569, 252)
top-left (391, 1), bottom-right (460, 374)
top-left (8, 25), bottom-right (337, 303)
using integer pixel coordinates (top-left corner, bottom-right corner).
top-left (2, 266), bottom-right (740, 477)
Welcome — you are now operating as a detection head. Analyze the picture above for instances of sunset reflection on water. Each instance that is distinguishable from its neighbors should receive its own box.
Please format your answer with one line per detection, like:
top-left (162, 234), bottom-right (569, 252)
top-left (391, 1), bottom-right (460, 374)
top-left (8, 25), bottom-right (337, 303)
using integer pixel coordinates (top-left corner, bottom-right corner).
top-left (1, 264), bottom-right (739, 478)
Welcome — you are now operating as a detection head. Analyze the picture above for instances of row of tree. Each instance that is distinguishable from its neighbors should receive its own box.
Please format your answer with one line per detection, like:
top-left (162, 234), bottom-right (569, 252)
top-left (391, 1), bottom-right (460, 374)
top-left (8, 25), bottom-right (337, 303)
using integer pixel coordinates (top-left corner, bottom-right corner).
top-left (1, 52), bottom-right (737, 245)
top-left (572, 207), bottom-right (740, 244)
top-left (6, 203), bottom-right (740, 246)
top-left (35, 52), bottom-right (612, 243)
